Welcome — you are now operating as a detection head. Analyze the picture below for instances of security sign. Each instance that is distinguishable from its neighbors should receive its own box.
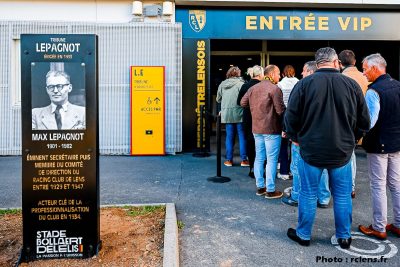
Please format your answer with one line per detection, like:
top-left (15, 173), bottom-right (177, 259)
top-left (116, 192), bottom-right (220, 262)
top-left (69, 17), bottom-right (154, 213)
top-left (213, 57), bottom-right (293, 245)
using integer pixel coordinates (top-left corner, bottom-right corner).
top-left (130, 66), bottom-right (165, 155)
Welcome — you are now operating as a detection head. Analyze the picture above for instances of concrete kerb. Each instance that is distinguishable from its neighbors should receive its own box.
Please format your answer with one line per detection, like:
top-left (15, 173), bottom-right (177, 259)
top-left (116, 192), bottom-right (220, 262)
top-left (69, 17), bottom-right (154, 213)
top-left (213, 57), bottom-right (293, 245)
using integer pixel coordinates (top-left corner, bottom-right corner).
top-left (102, 203), bottom-right (179, 267)
top-left (1, 203), bottom-right (179, 267)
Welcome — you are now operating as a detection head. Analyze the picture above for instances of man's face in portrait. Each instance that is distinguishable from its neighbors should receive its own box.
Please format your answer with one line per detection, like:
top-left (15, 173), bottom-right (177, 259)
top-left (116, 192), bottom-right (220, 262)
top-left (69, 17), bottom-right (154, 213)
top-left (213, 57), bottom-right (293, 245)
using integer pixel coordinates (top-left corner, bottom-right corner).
top-left (46, 74), bottom-right (72, 105)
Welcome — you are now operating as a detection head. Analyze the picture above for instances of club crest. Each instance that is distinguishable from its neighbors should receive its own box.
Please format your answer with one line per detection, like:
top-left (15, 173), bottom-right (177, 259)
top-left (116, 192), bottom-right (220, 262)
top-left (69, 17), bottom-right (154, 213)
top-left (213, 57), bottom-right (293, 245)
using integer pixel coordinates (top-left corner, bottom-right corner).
top-left (189, 10), bottom-right (206, 32)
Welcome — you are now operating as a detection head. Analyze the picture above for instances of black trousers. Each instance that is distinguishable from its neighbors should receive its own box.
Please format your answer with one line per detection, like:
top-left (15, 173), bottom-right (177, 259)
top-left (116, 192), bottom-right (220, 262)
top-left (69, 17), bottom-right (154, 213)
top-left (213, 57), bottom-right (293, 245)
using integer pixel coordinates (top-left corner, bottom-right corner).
top-left (244, 123), bottom-right (255, 169)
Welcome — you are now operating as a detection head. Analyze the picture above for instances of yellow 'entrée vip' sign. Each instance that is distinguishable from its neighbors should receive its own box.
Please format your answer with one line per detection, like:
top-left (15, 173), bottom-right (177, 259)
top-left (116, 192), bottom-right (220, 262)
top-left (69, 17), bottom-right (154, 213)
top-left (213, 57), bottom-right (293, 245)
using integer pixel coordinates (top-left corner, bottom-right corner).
top-left (130, 66), bottom-right (165, 155)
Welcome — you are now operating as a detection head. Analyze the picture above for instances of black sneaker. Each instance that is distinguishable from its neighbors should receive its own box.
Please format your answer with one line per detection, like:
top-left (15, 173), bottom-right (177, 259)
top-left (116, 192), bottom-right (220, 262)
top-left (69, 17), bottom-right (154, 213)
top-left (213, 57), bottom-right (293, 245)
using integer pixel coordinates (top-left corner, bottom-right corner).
top-left (256, 187), bottom-right (266, 196)
top-left (282, 196), bottom-right (298, 207)
top-left (248, 171), bottom-right (255, 179)
top-left (337, 238), bottom-right (352, 249)
top-left (287, 228), bottom-right (310, 246)
top-left (317, 202), bottom-right (329, 209)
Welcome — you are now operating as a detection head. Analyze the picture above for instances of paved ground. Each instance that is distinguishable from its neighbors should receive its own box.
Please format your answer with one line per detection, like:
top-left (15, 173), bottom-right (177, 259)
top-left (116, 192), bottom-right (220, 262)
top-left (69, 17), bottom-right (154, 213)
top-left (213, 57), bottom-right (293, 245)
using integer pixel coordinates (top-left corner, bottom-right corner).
top-left (1, 148), bottom-right (400, 266)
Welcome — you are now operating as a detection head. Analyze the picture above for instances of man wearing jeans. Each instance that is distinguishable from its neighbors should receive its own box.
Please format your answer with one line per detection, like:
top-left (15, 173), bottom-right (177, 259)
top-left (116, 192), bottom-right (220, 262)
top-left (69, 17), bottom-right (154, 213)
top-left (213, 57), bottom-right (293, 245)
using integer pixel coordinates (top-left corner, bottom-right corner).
top-left (359, 53), bottom-right (400, 240)
top-left (241, 65), bottom-right (285, 199)
top-left (284, 47), bottom-right (370, 248)
top-left (282, 61), bottom-right (331, 208)
top-left (284, 144), bottom-right (331, 208)
top-left (237, 66), bottom-right (263, 178)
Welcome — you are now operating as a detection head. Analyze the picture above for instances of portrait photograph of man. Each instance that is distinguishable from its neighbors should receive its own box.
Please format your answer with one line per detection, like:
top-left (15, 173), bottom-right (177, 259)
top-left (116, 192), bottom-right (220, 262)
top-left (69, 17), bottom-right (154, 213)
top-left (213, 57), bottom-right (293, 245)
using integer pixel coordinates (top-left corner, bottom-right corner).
top-left (31, 62), bottom-right (86, 130)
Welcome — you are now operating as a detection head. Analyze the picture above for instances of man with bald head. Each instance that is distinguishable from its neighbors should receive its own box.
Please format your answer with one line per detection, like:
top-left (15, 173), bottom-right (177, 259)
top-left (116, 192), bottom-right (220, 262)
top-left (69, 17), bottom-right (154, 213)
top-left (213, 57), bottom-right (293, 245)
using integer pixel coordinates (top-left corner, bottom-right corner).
top-left (240, 65), bottom-right (285, 199)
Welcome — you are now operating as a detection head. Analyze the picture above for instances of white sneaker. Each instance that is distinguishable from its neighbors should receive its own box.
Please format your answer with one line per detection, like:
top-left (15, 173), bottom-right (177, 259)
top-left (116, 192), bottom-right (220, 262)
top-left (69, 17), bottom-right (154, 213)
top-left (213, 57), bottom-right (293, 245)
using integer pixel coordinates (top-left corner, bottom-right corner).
top-left (277, 163), bottom-right (280, 170)
top-left (284, 187), bottom-right (292, 196)
top-left (277, 173), bottom-right (290, 180)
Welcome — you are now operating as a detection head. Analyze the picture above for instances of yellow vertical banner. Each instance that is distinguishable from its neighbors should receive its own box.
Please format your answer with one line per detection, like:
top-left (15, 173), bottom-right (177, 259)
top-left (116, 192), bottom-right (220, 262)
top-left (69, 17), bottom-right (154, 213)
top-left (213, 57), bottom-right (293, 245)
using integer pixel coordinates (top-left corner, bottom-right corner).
top-left (130, 66), bottom-right (165, 155)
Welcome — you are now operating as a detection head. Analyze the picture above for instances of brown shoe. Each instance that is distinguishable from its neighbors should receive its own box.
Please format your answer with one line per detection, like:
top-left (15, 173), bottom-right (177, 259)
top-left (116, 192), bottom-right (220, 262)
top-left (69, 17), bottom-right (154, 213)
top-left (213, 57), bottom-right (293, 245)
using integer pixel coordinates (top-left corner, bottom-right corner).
top-left (224, 160), bottom-right (233, 167)
top-left (359, 225), bottom-right (387, 240)
top-left (265, 190), bottom-right (283, 199)
top-left (240, 160), bottom-right (250, 167)
top-left (351, 191), bottom-right (355, 198)
top-left (256, 187), bottom-right (266, 196)
top-left (386, 224), bottom-right (400, 237)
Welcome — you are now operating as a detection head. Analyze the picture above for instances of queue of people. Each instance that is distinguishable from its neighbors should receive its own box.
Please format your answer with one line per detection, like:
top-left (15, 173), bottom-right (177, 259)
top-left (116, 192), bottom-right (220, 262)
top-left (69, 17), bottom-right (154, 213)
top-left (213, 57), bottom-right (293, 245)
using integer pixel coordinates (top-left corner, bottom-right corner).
top-left (216, 47), bottom-right (400, 248)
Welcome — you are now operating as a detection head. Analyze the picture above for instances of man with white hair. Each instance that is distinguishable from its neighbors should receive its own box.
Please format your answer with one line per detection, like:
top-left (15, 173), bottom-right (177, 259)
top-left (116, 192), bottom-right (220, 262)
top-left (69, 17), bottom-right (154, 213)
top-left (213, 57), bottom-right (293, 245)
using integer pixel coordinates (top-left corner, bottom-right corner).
top-left (237, 65), bottom-right (264, 177)
top-left (359, 53), bottom-right (400, 240)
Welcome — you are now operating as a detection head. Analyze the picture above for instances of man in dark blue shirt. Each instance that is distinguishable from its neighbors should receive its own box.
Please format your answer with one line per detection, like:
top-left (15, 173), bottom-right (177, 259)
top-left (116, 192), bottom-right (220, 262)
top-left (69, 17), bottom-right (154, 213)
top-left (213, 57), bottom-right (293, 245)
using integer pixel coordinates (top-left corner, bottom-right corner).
top-left (359, 53), bottom-right (400, 240)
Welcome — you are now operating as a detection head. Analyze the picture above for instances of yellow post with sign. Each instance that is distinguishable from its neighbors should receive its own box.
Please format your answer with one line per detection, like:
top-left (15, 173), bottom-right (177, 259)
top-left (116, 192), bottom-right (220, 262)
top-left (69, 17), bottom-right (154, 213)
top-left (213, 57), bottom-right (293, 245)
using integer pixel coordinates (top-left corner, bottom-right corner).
top-left (130, 66), bottom-right (165, 155)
